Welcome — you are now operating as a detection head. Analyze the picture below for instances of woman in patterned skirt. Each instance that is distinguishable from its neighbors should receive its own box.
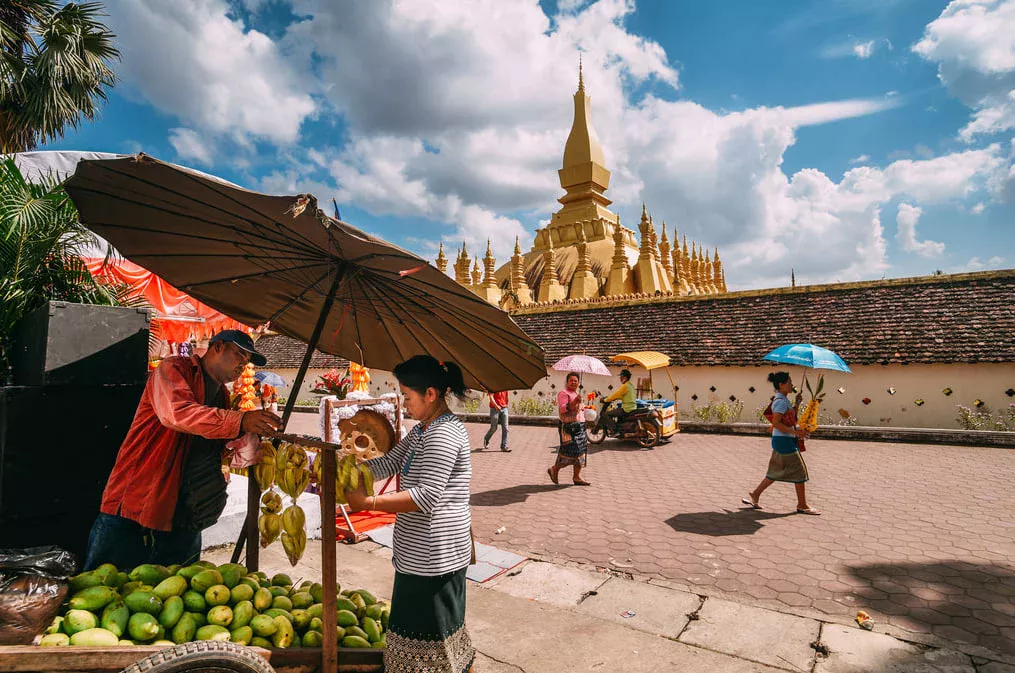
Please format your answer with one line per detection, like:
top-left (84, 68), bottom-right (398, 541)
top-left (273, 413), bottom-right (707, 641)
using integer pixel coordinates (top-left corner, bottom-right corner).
top-left (742, 371), bottom-right (820, 515)
top-left (345, 355), bottom-right (475, 673)
top-left (548, 372), bottom-right (591, 486)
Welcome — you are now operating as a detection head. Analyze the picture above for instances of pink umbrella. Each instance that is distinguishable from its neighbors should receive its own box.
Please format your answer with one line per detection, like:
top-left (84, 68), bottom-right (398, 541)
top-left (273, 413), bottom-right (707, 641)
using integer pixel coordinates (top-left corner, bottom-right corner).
top-left (551, 354), bottom-right (611, 377)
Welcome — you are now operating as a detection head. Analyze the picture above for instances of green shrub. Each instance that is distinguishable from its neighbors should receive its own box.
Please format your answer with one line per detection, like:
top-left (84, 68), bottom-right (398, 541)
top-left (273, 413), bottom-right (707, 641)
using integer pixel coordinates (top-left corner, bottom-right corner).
top-left (511, 397), bottom-right (557, 417)
top-left (956, 404), bottom-right (1014, 431)
top-left (690, 400), bottom-right (744, 424)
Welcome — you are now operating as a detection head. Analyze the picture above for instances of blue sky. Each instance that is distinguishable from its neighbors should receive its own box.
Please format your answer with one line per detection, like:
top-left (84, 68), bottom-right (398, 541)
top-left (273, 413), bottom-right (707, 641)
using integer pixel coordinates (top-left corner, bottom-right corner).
top-left (44, 0), bottom-right (1015, 290)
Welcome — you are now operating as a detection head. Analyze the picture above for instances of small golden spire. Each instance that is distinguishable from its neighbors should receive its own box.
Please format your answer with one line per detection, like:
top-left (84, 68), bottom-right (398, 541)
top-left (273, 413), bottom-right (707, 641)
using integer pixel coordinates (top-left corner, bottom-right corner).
top-left (578, 53), bottom-right (584, 93)
top-left (513, 235), bottom-right (522, 256)
top-left (436, 241), bottom-right (448, 274)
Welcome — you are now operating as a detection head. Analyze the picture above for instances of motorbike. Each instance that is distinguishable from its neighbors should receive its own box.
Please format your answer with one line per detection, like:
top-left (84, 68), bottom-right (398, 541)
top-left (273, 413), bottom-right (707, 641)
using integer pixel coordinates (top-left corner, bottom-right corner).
top-left (585, 400), bottom-right (663, 448)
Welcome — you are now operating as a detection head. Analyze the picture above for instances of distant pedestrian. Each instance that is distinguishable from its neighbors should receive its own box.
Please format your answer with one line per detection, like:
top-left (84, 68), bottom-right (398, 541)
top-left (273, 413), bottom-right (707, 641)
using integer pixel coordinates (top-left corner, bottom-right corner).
top-left (483, 390), bottom-right (511, 452)
top-left (548, 372), bottom-right (590, 486)
top-left (743, 371), bottom-right (820, 515)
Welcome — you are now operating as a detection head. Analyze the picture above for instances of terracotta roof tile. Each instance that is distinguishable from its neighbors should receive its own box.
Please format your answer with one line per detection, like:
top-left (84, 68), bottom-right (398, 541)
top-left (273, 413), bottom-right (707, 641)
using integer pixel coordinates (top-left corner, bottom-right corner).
top-left (254, 334), bottom-right (349, 369)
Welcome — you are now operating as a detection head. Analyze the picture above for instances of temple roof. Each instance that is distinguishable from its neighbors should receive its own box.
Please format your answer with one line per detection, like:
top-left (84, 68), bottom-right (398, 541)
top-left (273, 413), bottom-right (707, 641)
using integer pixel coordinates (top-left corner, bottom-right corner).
top-left (254, 333), bottom-right (349, 369)
top-left (511, 270), bottom-right (1015, 366)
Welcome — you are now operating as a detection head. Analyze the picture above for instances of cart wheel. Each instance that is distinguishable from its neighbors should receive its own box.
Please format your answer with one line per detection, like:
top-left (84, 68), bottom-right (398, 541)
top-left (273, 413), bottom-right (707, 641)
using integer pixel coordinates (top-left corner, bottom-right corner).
top-left (586, 423), bottom-right (606, 444)
top-left (635, 420), bottom-right (660, 448)
top-left (121, 642), bottom-right (276, 673)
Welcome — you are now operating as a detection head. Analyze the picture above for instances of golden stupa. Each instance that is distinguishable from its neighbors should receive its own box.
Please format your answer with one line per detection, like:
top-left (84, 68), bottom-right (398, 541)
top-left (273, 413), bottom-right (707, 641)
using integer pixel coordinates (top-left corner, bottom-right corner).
top-left (438, 61), bottom-right (727, 310)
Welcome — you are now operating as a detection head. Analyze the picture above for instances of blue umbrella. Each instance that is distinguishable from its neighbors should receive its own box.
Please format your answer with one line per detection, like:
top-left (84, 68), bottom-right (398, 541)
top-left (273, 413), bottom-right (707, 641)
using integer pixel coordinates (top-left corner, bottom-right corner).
top-left (254, 371), bottom-right (287, 387)
top-left (763, 344), bottom-right (851, 373)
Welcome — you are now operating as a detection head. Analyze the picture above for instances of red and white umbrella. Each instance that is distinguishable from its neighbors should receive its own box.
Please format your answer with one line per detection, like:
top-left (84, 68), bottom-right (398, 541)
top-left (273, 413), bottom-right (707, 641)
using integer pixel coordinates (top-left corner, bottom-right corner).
top-left (551, 354), bottom-right (611, 377)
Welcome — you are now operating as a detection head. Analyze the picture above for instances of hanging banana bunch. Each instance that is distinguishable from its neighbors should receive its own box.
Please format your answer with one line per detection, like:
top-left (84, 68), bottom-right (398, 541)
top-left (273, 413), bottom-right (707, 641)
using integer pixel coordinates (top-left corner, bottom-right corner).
top-left (251, 441), bottom-right (276, 487)
top-left (799, 374), bottom-right (826, 433)
top-left (336, 453), bottom-right (375, 497)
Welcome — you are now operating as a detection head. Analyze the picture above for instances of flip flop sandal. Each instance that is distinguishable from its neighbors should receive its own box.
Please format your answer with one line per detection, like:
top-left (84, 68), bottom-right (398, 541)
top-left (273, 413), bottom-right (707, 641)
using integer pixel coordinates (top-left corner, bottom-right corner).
top-left (741, 496), bottom-right (763, 510)
top-left (547, 468), bottom-right (559, 485)
top-left (796, 508), bottom-right (822, 515)
top-left (573, 480), bottom-right (592, 486)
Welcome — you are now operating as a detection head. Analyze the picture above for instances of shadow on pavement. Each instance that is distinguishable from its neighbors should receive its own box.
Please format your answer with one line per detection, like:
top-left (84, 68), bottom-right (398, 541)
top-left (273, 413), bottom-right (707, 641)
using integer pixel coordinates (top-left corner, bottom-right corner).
top-left (843, 560), bottom-right (1015, 655)
top-left (470, 484), bottom-right (562, 507)
top-left (665, 509), bottom-right (794, 536)
top-left (587, 440), bottom-right (652, 455)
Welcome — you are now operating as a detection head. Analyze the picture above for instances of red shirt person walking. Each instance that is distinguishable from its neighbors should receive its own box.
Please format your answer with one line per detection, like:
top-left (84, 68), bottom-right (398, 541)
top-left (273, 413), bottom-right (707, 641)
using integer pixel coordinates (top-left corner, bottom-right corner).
top-left (483, 391), bottom-right (511, 452)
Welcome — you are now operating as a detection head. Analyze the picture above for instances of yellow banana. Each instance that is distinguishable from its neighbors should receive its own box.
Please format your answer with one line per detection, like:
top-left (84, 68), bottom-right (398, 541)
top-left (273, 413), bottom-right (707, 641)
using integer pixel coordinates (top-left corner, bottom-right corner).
top-left (281, 504), bottom-right (306, 536)
top-left (359, 464), bottom-right (374, 496)
top-left (258, 513), bottom-right (282, 548)
top-left (349, 460), bottom-right (360, 490)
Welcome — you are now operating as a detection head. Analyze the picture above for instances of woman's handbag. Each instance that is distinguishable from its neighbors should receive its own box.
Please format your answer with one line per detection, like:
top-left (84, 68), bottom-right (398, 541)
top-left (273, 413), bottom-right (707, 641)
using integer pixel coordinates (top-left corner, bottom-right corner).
top-left (763, 402), bottom-right (806, 452)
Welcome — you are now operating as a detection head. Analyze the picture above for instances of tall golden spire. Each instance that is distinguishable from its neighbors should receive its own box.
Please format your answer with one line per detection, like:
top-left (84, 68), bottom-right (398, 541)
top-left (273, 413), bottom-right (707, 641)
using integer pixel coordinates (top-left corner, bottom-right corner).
top-left (435, 242), bottom-right (448, 274)
top-left (471, 257), bottom-right (482, 287)
top-left (537, 236), bottom-right (566, 303)
top-left (476, 239), bottom-right (502, 304)
top-left (659, 224), bottom-right (672, 279)
top-left (578, 52), bottom-right (584, 93)
top-left (509, 236), bottom-right (532, 305)
top-left (569, 221), bottom-right (599, 300)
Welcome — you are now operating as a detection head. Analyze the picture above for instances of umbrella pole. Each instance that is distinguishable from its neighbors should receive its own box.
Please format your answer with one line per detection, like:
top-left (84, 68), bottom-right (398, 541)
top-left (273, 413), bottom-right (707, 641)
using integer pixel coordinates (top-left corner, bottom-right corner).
top-left (231, 268), bottom-right (346, 571)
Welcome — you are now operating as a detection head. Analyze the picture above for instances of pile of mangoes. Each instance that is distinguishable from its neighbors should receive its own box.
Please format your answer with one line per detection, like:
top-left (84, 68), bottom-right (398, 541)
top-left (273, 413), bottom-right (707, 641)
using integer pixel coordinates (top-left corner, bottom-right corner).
top-left (39, 561), bottom-right (389, 650)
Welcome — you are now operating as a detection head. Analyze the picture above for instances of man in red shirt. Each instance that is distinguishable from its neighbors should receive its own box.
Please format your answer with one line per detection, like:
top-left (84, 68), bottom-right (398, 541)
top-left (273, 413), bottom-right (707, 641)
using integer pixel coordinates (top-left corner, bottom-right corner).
top-left (83, 330), bottom-right (280, 570)
top-left (483, 390), bottom-right (511, 452)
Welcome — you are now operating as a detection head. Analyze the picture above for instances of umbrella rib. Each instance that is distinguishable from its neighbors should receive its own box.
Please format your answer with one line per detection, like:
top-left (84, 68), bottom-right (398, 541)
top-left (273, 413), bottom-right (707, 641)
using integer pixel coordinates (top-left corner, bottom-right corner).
top-left (180, 262), bottom-right (333, 289)
top-left (355, 276), bottom-right (431, 358)
top-left (88, 162), bottom-right (327, 255)
top-left (265, 268), bottom-right (334, 326)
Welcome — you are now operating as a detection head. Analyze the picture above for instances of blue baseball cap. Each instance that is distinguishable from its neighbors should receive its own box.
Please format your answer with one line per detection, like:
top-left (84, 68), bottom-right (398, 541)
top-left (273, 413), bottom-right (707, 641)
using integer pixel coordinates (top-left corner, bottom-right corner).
top-left (208, 329), bottom-right (267, 366)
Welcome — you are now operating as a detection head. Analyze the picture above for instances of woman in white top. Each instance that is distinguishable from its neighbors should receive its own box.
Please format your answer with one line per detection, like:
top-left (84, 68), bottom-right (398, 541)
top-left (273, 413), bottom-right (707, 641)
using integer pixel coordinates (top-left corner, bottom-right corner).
top-left (344, 355), bottom-right (474, 673)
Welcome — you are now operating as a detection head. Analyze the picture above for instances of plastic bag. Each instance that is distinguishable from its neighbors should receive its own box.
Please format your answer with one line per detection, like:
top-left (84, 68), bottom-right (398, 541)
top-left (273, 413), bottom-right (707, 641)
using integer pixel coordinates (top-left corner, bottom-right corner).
top-left (0, 546), bottom-right (78, 645)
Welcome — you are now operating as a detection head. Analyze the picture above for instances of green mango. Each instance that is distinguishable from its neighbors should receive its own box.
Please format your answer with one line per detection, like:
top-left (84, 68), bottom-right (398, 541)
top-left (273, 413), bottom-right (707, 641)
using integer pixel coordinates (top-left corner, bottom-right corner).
top-left (154, 624), bottom-right (166, 641)
top-left (69, 628), bottom-right (119, 647)
top-left (217, 563), bottom-right (246, 589)
top-left (309, 583), bottom-right (323, 603)
top-left (182, 590), bottom-right (206, 613)
top-left (195, 624), bottom-right (231, 642)
top-left (153, 640), bottom-right (175, 647)
top-left (253, 587), bottom-right (273, 611)
top-left (129, 564), bottom-right (170, 586)
top-left (93, 563), bottom-right (120, 586)
top-left (308, 617), bottom-right (322, 633)
top-left (207, 605), bottom-right (234, 628)
top-left (290, 592), bottom-right (314, 610)
top-left (190, 569), bottom-right (223, 593)
top-left (176, 565), bottom-right (205, 581)
top-left (186, 611), bottom-right (207, 628)
top-left (45, 616), bottom-right (64, 635)
top-left (231, 600), bottom-right (255, 630)
top-left (39, 633), bottom-right (70, 646)
top-left (117, 640), bottom-right (134, 646)
top-left (240, 577), bottom-right (261, 592)
top-left (351, 589), bottom-right (377, 606)
top-left (166, 564), bottom-right (181, 576)
top-left (153, 575), bottom-right (188, 600)
top-left (230, 583), bottom-right (254, 604)
top-left (334, 626), bottom-right (346, 641)
top-left (340, 635), bottom-right (371, 649)
top-left (68, 585), bottom-right (119, 611)
top-left (249, 614), bottom-right (277, 637)
top-left (120, 581), bottom-right (142, 596)
top-left (301, 630), bottom-right (322, 647)
top-left (271, 573), bottom-right (292, 587)
top-left (127, 612), bottom-right (160, 642)
top-left (229, 625), bottom-right (253, 646)
top-left (290, 608), bottom-right (311, 632)
top-left (268, 586), bottom-right (289, 598)
top-left (63, 609), bottom-right (98, 635)
top-left (101, 600), bottom-right (130, 638)
top-left (364, 604), bottom-right (385, 621)
top-left (114, 572), bottom-right (129, 588)
top-left (361, 616), bottom-right (382, 643)
top-left (194, 560), bottom-right (217, 569)
top-left (204, 584), bottom-right (231, 607)
top-left (345, 625), bottom-right (369, 642)
top-left (307, 603), bottom-right (323, 619)
top-left (336, 610), bottom-right (358, 628)
top-left (271, 595), bottom-right (293, 612)
top-left (250, 636), bottom-right (273, 648)
top-left (290, 631), bottom-right (302, 648)
top-left (271, 616), bottom-right (294, 648)
top-left (171, 613), bottom-right (197, 644)
top-left (372, 639), bottom-right (386, 649)
top-left (158, 595), bottom-right (184, 629)
top-left (348, 592), bottom-right (367, 615)
top-left (124, 591), bottom-right (163, 615)
top-left (334, 597), bottom-right (358, 614)
top-left (263, 608), bottom-right (294, 623)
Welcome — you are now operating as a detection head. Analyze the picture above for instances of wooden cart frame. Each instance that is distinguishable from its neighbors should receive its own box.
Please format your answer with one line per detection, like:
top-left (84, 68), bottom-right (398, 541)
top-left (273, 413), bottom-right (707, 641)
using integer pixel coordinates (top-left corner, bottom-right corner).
top-left (610, 351), bottom-right (679, 436)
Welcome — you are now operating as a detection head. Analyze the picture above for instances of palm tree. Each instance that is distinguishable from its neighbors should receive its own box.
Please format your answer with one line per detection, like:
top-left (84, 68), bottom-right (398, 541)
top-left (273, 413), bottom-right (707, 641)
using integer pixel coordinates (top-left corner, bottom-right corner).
top-left (1, 1), bottom-right (119, 153)
top-left (0, 157), bottom-right (125, 378)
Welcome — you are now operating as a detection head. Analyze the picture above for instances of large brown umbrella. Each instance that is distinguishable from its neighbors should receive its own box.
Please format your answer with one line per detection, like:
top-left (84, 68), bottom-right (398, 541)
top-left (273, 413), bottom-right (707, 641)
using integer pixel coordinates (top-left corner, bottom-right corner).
top-left (64, 154), bottom-right (546, 403)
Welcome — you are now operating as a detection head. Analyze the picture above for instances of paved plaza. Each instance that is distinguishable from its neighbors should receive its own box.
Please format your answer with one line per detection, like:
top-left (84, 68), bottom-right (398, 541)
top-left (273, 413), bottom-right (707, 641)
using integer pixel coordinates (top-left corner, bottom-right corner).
top-left (288, 413), bottom-right (1015, 657)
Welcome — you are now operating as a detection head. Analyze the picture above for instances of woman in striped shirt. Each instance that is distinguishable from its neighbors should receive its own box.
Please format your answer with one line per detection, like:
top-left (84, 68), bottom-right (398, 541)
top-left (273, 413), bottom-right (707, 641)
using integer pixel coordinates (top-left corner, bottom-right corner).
top-left (344, 355), bottom-right (474, 673)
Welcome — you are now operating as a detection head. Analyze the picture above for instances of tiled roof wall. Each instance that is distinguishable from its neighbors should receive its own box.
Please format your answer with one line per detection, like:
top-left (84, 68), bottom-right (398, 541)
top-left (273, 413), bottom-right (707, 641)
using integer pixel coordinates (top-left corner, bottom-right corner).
top-left (512, 272), bottom-right (1015, 366)
top-left (254, 333), bottom-right (350, 368)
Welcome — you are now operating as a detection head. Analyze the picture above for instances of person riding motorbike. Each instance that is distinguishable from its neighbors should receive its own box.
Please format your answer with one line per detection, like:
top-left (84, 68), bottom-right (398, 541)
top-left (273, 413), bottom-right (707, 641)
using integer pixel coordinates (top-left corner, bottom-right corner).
top-left (602, 369), bottom-right (638, 429)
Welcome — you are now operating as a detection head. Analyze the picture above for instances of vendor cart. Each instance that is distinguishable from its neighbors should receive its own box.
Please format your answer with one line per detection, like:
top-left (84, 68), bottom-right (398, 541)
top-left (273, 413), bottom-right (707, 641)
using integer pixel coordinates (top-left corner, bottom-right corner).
top-left (609, 351), bottom-right (679, 438)
top-left (0, 154), bottom-right (547, 673)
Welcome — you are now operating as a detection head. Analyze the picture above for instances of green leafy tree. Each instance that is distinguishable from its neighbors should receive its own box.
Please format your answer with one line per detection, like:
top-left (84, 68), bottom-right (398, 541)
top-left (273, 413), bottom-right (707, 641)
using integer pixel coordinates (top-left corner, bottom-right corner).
top-left (1, 1), bottom-right (119, 153)
top-left (0, 157), bottom-right (124, 376)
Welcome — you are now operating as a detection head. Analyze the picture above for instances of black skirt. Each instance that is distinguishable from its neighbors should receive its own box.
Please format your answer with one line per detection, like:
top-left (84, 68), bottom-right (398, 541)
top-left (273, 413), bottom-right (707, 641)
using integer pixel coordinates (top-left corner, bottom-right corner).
top-left (384, 568), bottom-right (474, 673)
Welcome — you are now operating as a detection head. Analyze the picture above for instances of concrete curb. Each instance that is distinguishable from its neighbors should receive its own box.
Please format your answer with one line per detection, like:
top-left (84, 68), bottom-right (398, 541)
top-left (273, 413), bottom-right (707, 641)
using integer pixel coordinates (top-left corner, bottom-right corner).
top-left (456, 413), bottom-right (1015, 447)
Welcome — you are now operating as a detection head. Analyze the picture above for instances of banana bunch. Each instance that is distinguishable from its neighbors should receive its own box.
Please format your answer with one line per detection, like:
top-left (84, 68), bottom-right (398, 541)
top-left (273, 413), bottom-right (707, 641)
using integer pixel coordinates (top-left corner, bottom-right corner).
top-left (258, 512), bottom-right (282, 548)
top-left (337, 453), bottom-right (374, 498)
top-left (277, 443), bottom-right (312, 500)
top-left (261, 490), bottom-right (283, 514)
top-left (251, 441), bottom-right (276, 487)
top-left (799, 375), bottom-right (826, 433)
top-left (281, 528), bottom-right (307, 567)
top-left (281, 504), bottom-right (306, 534)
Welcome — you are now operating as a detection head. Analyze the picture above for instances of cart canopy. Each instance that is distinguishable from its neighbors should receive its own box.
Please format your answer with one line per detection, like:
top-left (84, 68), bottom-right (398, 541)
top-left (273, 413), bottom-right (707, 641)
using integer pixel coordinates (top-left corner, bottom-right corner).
top-left (611, 351), bottom-right (670, 370)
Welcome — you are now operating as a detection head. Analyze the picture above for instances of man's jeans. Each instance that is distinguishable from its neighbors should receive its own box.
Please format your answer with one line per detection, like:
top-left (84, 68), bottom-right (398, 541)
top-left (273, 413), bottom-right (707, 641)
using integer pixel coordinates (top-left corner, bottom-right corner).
top-left (83, 512), bottom-right (201, 571)
top-left (484, 407), bottom-right (509, 449)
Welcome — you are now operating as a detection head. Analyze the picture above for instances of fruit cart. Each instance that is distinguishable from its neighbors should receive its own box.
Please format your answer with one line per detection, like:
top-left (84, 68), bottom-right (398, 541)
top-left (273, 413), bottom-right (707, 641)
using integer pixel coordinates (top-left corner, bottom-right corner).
top-left (609, 351), bottom-right (680, 437)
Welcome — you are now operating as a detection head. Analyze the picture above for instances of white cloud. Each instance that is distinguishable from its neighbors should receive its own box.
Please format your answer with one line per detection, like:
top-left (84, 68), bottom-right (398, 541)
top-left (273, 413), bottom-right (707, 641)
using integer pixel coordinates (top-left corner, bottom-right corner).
top-left (854, 40), bottom-right (876, 59)
top-left (104, 0), bottom-right (316, 149)
top-left (972, 201), bottom-right (987, 213)
top-left (850, 154), bottom-right (871, 164)
top-left (168, 128), bottom-right (215, 166)
top-left (895, 203), bottom-right (945, 257)
top-left (913, 0), bottom-right (1015, 141)
top-left (959, 255), bottom-right (1005, 271)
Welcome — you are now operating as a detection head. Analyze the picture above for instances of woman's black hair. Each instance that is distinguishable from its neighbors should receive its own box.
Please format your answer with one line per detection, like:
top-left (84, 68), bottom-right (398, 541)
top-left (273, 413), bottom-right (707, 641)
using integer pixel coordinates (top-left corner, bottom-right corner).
top-left (767, 371), bottom-right (790, 390)
top-left (393, 355), bottom-right (467, 400)
top-left (620, 369), bottom-right (632, 380)
top-left (566, 371), bottom-right (580, 383)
